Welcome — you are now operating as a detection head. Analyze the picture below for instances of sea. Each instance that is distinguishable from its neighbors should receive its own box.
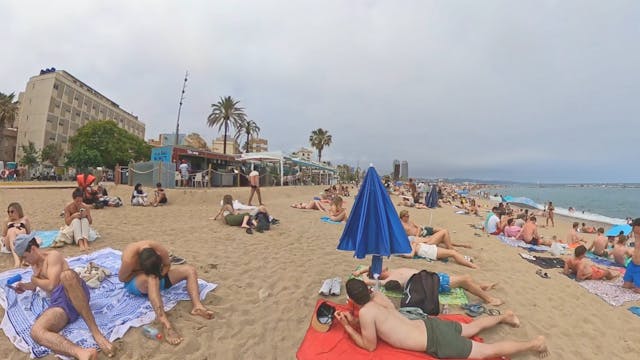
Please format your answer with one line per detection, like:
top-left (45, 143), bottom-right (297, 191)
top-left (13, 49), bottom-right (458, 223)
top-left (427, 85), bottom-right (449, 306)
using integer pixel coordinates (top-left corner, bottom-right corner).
top-left (487, 184), bottom-right (640, 225)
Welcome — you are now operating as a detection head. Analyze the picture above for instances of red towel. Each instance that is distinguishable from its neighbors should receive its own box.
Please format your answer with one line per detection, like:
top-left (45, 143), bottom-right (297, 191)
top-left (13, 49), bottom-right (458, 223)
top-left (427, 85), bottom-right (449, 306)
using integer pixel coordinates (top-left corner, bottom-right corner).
top-left (297, 299), bottom-right (508, 360)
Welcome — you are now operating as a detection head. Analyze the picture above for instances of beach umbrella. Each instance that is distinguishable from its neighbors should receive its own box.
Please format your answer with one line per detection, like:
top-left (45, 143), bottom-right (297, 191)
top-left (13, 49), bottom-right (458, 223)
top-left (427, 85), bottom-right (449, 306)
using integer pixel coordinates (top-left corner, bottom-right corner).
top-left (425, 184), bottom-right (438, 208)
top-left (337, 165), bottom-right (411, 277)
top-left (605, 224), bottom-right (632, 237)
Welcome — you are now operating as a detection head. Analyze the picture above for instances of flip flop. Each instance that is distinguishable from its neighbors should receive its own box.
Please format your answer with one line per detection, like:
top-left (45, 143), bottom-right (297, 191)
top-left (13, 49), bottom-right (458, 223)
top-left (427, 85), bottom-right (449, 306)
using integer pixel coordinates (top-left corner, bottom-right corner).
top-left (536, 269), bottom-right (550, 279)
top-left (461, 303), bottom-right (486, 317)
top-left (485, 308), bottom-right (501, 316)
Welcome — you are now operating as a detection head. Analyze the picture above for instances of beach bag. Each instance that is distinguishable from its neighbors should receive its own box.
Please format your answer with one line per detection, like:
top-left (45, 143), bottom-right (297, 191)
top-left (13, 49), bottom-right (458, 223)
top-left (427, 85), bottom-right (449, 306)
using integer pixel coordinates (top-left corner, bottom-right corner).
top-left (255, 212), bottom-right (270, 232)
top-left (400, 270), bottom-right (440, 316)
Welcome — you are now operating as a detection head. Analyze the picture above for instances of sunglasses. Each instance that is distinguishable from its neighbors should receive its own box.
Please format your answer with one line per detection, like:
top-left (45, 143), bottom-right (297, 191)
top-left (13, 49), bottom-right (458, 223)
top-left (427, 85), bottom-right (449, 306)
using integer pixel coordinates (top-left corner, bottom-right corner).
top-left (7, 210), bottom-right (15, 214)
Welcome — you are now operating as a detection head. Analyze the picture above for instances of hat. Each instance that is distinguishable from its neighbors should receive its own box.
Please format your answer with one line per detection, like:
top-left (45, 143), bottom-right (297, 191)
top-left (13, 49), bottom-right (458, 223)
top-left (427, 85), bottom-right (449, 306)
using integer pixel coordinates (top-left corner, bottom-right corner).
top-left (14, 234), bottom-right (36, 257)
top-left (631, 218), bottom-right (640, 228)
top-left (310, 301), bottom-right (335, 332)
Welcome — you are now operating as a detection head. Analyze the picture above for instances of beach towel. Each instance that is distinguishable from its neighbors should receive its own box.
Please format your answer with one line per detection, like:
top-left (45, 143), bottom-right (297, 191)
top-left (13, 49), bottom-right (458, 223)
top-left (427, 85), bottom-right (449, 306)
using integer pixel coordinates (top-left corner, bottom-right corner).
top-left (629, 306), bottom-right (640, 317)
top-left (321, 216), bottom-right (343, 225)
top-left (576, 278), bottom-right (640, 306)
top-left (32, 230), bottom-right (59, 248)
top-left (521, 255), bottom-right (565, 269)
top-left (0, 248), bottom-right (217, 358)
top-left (586, 252), bottom-right (626, 272)
top-left (496, 235), bottom-right (550, 252)
top-left (296, 299), bottom-right (506, 360)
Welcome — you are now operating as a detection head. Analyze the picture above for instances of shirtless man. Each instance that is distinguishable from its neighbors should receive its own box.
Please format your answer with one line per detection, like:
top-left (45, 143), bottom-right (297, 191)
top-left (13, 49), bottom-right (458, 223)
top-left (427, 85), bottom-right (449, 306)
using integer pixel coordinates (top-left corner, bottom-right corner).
top-left (118, 240), bottom-right (214, 345)
top-left (612, 235), bottom-right (633, 266)
top-left (563, 245), bottom-right (619, 281)
top-left (13, 237), bottom-right (114, 360)
top-left (247, 169), bottom-right (263, 206)
top-left (516, 217), bottom-right (551, 246)
top-left (402, 237), bottom-right (477, 269)
top-left (623, 218), bottom-right (640, 293)
top-left (566, 222), bottom-right (585, 244)
top-left (353, 266), bottom-right (501, 306)
top-left (399, 210), bottom-right (470, 249)
top-left (336, 279), bottom-right (548, 358)
top-left (587, 227), bottom-right (608, 257)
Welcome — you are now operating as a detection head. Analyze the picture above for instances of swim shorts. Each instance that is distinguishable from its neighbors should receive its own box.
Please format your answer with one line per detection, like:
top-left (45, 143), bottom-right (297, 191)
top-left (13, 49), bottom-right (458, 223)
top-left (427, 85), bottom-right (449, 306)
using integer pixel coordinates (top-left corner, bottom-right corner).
top-left (48, 279), bottom-right (90, 323)
top-left (623, 261), bottom-right (640, 287)
top-left (423, 317), bottom-right (472, 359)
top-left (437, 272), bottom-right (451, 293)
top-left (417, 244), bottom-right (438, 260)
top-left (124, 274), bottom-right (173, 297)
top-left (420, 226), bottom-right (435, 237)
top-left (589, 266), bottom-right (605, 280)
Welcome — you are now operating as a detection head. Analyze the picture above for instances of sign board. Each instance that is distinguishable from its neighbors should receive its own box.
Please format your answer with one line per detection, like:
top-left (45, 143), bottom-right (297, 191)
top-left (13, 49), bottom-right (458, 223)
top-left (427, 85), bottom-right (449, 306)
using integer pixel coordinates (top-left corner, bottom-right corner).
top-left (151, 146), bottom-right (172, 163)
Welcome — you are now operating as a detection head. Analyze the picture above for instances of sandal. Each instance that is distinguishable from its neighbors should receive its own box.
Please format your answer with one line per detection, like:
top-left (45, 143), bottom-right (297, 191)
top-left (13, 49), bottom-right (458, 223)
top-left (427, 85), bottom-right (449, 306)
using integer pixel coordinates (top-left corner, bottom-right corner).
top-left (461, 303), bottom-right (486, 317)
top-left (536, 269), bottom-right (550, 279)
top-left (245, 228), bottom-right (253, 235)
top-left (485, 308), bottom-right (501, 316)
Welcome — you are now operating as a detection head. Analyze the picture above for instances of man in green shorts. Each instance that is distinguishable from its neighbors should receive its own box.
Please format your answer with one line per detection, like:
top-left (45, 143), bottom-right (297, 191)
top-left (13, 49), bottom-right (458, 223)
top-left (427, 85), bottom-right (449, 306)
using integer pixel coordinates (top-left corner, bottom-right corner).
top-left (336, 279), bottom-right (548, 359)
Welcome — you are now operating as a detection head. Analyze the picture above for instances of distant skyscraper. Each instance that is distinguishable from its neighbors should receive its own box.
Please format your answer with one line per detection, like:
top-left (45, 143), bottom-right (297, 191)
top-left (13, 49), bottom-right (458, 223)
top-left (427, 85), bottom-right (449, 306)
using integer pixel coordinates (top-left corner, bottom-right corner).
top-left (400, 160), bottom-right (409, 180)
top-left (393, 159), bottom-right (400, 180)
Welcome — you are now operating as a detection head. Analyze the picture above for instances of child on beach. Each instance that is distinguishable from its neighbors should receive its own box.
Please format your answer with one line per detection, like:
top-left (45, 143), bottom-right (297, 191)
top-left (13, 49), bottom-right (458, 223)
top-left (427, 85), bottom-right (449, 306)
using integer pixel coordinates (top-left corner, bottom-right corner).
top-left (587, 227), bottom-right (608, 257)
top-left (563, 245), bottom-right (619, 281)
top-left (612, 235), bottom-right (633, 266)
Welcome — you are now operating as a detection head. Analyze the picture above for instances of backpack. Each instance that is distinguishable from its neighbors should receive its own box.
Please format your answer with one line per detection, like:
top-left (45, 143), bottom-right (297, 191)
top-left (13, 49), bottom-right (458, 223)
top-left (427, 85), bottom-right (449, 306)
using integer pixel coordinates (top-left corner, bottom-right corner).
top-left (254, 212), bottom-right (270, 232)
top-left (400, 270), bottom-right (441, 316)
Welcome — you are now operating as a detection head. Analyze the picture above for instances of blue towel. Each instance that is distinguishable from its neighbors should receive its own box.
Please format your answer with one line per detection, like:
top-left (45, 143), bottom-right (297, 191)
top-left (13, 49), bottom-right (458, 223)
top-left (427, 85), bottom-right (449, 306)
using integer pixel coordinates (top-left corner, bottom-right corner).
top-left (629, 306), bottom-right (640, 317)
top-left (33, 230), bottom-right (59, 248)
top-left (0, 248), bottom-right (217, 358)
top-left (321, 216), bottom-right (343, 225)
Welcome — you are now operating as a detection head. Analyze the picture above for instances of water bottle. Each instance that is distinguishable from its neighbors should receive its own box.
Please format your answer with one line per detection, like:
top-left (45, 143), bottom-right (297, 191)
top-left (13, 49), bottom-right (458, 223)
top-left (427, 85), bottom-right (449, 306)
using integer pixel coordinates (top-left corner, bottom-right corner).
top-left (373, 273), bottom-right (380, 291)
top-left (142, 325), bottom-right (163, 340)
top-left (7, 274), bottom-right (22, 286)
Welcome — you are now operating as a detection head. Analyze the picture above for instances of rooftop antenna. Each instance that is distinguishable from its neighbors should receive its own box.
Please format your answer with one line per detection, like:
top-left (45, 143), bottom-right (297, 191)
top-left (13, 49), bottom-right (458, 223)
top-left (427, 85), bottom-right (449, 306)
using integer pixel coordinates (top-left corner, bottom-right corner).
top-left (174, 71), bottom-right (189, 146)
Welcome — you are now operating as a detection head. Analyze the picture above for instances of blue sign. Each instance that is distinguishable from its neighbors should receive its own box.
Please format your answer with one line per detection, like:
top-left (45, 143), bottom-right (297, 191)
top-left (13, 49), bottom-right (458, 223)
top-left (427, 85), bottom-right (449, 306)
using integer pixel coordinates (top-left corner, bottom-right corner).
top-left (151, 146), bottom-right (172, 163)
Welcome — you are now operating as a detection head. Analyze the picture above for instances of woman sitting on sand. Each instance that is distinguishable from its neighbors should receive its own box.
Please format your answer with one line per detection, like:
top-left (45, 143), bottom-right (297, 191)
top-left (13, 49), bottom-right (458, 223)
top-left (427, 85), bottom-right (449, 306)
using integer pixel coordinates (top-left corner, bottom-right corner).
top-left (212, 194), bottom-right (255, 234)
top-left (325, 196), bottom-right (348, 222)
top-left (131, 183), bottom-right (149, 206)
top-left (1, 202), bottom-right (33, 267)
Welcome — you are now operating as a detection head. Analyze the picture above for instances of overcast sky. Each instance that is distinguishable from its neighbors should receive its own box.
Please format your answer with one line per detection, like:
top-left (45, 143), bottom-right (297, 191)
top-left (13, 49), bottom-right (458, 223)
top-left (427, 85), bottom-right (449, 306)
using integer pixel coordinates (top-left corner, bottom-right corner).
top-left (2, 0), bottom-right (639, 183)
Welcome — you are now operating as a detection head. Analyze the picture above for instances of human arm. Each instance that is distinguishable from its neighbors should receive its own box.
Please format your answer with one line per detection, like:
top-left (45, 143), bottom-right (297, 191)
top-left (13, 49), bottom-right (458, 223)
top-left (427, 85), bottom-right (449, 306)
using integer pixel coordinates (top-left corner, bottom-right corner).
top-left (82, 205), bottom-right (92, 225)
top-left (23, 216), bottom-right (32, 234)
top-left (335, 310), bottom-right (377, 352)
top-left (562, 258), bottom-right (572, 275)
top-left (64, 203), bottom-right (82, 226)
top-left (31, 252), bottom-right (64, 293)
top-left (1, 221), bottom-right (7, 237)
top-left (149, 242), bottom-right (171, 276)
top-left (352, 266), bottom-right (371, 276)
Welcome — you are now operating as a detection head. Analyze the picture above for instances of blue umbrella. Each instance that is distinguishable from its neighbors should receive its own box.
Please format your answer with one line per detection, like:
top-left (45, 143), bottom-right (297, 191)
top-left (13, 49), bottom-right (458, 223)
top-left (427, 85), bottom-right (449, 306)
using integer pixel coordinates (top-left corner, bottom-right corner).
top-left (337, 165), bottom-right (412, 277)
top-left (605, 224), bottom-right (632, 237)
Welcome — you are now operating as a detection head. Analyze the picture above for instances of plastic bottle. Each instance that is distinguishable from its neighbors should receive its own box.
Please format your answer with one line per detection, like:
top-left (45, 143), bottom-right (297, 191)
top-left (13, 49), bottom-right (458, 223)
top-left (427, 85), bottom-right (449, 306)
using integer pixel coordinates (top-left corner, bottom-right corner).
top-left (142, 325), bottom-right (163, 340)
top-left (373, 273), bottom-right (380, 291)
top-left (6, 274), bottom-right (22, 286)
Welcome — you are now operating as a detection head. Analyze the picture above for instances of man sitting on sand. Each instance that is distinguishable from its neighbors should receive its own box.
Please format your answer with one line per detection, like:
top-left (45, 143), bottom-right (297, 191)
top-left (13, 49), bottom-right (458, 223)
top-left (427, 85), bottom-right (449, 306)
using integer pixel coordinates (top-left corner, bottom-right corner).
top-left (402, 237), bottom-right (477, 269)
top-left (563, 245), bottom-right (619, 281)
top-left (353, 266), bottom-right (502, 306)
top-left (566, 222), bottom-right (585, 244)
top-left (587, 227), bottom-right (608, 257)
top-left (118, 240), bottom-right (214, 345)
top-left (623, 218), bottom-right (640, 293)
top-left (151, 182), bottom-right (168, 207)
top-left (399, 210), bottom-right (470, 249)
top-left (612, 235), bottom-right (633, 266)
top-left (13, 236), bottom-right (114, 359)
top-left (335, 278), bottom-right (548, 358)
top-left (516, 216), bottom-right (551, 246)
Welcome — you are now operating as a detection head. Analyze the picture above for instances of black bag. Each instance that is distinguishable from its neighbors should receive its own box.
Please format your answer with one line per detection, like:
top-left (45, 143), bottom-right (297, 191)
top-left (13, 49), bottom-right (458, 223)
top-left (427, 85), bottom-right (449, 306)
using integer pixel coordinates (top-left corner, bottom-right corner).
top-left (254, 212), bottom-right (270, 232)
top-left (400, 270), bottom-right (440, 315)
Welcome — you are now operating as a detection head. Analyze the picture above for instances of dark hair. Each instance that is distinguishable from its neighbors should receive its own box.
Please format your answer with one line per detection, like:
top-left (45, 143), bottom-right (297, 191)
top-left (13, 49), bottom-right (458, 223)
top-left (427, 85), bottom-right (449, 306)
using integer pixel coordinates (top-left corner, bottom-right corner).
top-left (597, 227), bottom-right (604, 234)
top-left (135, 183), bottom-right (143, 191)
top-left (507, 218), bottom-right (514, 226)
top-left (25, 237), bottom-right (40, 254)
top-left (139, 248), bottom-right (162, 277)
top-left (72, 187), bottom-right (84, 199)
top-left (156, 182), bottom-right (162, 187)
top-left (574, 245), bottom-right (587, 257)
top-left (617, 235), bottom-right (628, 245)
top-left (572, 222), bottom-right (579, 228)
top-left (345, 278), bottom-right (371, 306)
top-left (383, 280), bottom-right (403, 292)
top-left (222, 195), bottom-right (233, 206)
top-left (530, 216), bottom-right (536, 222)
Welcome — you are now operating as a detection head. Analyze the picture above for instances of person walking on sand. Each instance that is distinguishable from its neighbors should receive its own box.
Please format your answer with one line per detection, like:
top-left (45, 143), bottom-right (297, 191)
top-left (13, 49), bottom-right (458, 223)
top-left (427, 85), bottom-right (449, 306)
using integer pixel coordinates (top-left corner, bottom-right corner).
top-left (336, 278), bottom-right (549, 358)
top-left (545, 202), bottom-right (555, 227)
top-left (247, 169), bottom-right (263, 206)
top-left (118, 240), bottom-right (214, 345)
top-left (12, 236), bottom-right (114, 359)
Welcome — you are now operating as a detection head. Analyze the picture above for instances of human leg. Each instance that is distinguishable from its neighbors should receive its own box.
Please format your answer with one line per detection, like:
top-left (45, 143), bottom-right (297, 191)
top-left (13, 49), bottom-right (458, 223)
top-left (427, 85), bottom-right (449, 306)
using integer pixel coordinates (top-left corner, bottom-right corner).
top-left (167, 265), bottom-right (214, 319)
top-left (145, 275), bottom-right (183, 345)
top-left (31, 307), bottom-right (98, 360)
top-left (449, 274), bottom-right (502, 306)
top-left (437, 248), bottom-right (477, 269)
top-left (460, 310), bottom-right (520, 337)
top-left (256, 187), bottom-right (263, 205)
top-left (468, 336), bottom-right (548, 359)
top-left (6, 228), bottom-right (23, 267)
top-left (59, 270), bottom-right (113, 356)
top-left (248, 187), bottom-right (256, 205)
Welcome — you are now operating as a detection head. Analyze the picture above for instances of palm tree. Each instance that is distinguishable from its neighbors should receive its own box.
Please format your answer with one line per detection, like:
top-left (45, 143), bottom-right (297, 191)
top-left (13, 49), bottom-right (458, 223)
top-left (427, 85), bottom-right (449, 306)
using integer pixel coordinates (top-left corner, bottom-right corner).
top-left (207, 96), bottom-right (246, 154)
top-left (0, 92), bottom-right (20, 154)
top-left (309, 128), bottom-right (332, 163)
top-left (234, 119), bottom-right (261, 153)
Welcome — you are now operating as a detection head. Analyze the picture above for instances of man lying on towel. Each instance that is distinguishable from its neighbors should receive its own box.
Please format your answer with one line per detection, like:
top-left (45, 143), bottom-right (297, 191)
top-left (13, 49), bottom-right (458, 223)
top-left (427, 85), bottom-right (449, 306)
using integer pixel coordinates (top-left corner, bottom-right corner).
top-left (118, 240), bottom-right (214, 345)
top-left (336, 278), bottom-right (548, 359)
top-left (12, 236), bottom-right (115, 359)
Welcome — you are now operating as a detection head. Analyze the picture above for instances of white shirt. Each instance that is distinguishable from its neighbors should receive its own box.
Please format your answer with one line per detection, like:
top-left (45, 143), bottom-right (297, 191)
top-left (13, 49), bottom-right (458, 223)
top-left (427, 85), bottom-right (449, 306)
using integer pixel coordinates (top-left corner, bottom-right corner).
top-left (487, 214), bottom-right (500, 233)
top-left (179, 163), bottom-right (189, 174)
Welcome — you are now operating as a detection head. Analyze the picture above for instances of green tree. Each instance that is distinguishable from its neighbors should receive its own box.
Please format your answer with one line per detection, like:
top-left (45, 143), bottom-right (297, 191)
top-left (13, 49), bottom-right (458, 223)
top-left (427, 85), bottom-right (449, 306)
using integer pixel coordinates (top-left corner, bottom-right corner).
top-left (41, 142), bottom-right (65, 166)
top-left (309, 128), bottom-right (332, 163)
top-left (0, 92), bottom-right (20, 153)
top-left (19, 141), bottom-right (40, 170)
top-left (66, 120), bottom-right (151, 169)
top-left (234, 119), bottom-right (260, 153)
top-left (207, 96), bottom-right (246, 154)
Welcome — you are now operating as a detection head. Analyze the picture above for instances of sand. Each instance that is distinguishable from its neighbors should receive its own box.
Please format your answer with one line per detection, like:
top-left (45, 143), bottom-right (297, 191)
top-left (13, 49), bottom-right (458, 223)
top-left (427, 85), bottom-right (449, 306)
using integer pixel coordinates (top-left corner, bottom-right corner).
top-left (1, 183), bottom-right (639, 359)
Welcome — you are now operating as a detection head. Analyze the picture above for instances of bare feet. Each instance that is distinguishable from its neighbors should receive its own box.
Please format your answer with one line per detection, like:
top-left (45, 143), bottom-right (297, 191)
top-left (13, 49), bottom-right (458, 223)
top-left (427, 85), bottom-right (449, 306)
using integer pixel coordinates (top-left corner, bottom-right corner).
top-left (191, 306), bottom-right (215, 319)
top-left (164, 327), bottom-right (183, 345)
top-left (94, 334), bottom-right (115, 357)
top-left (501, 310), bottom-right (520, 328)
top-left (76, 347), bottom-right (98, 360)
top-left (533, 335), bottom-right (549, 358)
top-left (480, 282), bottom-right (498, 291)
top-left (487, 297), bottom-right (503, 306)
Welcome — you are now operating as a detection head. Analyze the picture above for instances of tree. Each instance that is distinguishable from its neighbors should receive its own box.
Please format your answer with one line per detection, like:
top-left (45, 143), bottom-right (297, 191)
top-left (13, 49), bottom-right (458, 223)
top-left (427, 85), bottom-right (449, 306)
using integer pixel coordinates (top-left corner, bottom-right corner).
top-left (19, 141), bottom-right (40, 170)
top-left (336, 164), bottom-right (356, 183)
top-left (234, 119), bottom-right (260, 153)
top-left (66, 120), bottom-right (151, 169)
top-left (0, 92), bottom-right (20, 153)
top-left (309, 128), bottom-right (332, 163)
top-left (207, 96), bottom-right (246, 154)
top-left (184, 132), bottom-right (208, 150)
top-left (41, 142), bottom-right (65, 166)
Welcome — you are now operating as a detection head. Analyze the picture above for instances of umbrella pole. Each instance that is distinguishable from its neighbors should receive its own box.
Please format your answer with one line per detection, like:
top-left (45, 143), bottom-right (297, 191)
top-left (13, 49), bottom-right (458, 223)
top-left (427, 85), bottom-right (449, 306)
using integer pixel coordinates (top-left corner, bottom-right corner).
top-left (370, 255), bottom-right (383, 279)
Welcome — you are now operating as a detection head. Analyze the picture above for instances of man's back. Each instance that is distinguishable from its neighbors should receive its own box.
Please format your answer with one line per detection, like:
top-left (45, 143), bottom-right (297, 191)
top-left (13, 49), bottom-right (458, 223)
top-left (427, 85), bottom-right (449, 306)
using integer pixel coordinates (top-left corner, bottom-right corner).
top-left (521, 222), bottom-right (536, 241)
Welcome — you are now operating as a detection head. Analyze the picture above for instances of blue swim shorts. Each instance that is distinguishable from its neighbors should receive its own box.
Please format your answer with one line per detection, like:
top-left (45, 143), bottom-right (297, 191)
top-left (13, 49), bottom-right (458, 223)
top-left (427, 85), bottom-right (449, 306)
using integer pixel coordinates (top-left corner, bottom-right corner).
top-left (437, 272), bottom-right (451, 293)
top-left (623, 261), bottom-right (640, 288)
top-left (124, 274), bottom-right (173, 297)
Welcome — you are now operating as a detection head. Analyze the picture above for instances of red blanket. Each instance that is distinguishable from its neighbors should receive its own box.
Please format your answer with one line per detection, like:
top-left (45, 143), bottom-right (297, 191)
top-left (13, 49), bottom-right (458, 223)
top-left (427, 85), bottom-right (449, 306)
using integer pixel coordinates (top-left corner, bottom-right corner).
top-left (297, 299), bottom-right (507, 360)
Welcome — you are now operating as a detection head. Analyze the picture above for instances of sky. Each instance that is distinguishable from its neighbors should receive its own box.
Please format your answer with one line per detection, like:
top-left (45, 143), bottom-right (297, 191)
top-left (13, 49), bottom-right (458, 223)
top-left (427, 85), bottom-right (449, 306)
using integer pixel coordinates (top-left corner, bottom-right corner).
top-left (2, 0), bottom-right (639, 183)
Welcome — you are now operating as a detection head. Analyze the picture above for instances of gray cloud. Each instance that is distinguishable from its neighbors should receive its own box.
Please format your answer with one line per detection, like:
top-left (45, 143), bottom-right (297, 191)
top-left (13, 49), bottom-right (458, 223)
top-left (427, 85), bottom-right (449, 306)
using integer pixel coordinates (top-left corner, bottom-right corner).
top-left (2, 0), bottom-right (638, 182)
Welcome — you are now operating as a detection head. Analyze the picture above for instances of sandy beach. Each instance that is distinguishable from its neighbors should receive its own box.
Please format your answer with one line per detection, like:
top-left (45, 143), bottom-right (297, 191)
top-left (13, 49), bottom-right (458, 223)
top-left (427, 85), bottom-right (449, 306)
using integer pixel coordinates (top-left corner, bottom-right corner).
top-left (1, 183), bottom-right (639, 359)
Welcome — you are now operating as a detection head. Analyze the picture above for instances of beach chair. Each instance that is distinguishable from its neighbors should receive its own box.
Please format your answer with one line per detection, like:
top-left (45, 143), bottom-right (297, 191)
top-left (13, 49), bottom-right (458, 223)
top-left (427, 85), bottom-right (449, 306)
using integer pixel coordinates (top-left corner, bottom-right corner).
top-left (192, 172), bottom-right (203, 187)
top-left (174, 171), bottom-right (181, 187)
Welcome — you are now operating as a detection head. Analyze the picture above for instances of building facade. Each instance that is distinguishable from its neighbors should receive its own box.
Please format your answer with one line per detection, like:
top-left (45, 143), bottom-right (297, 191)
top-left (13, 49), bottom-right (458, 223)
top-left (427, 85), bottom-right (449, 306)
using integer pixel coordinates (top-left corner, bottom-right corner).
top-left (393, 159), bottom-right (400, 180)
top-left (400, 160), bottom-right (409, 180)
top-left (0, 128), bottom-right (18, 163)
top-left (291, 147), bottom-right (314, 162)
top-left (211, 136), bottom-right (240, 154)
top-left (15, 68), bottom-right (145, 161)
top-left (247, 137), bottom-right (268, 153)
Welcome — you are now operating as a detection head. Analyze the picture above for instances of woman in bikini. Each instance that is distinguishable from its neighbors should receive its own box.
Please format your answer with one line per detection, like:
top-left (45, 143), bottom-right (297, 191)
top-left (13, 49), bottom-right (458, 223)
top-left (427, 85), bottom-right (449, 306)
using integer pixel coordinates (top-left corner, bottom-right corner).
top-left (211, 195), bottom-right (255, 234)
top-left (1, 202), bottom-right (32, 267)
top-left (546, 202), bottom-right (555, 227)
top-left (325, 196), bottom-right (348, 222)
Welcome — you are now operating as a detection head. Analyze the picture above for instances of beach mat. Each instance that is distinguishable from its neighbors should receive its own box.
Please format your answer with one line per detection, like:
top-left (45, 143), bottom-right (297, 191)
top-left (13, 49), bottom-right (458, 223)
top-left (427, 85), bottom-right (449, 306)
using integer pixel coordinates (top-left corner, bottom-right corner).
top-left (586, 252), bottom-right (626, 273)
top-left (521, 255), bottom-right (565, 269)
top-left (321, 216), bottom-right (343, 224)
top-left (33, 230), bottom-right (59, 248)
top-left (496, 235), bottom-right (550, 252)
top-left (297, 299), bottom-right (505, 360)
top-left (576, 278), bottom-right (640, 306)
top-left (0, 248), bottom-right (217, 358)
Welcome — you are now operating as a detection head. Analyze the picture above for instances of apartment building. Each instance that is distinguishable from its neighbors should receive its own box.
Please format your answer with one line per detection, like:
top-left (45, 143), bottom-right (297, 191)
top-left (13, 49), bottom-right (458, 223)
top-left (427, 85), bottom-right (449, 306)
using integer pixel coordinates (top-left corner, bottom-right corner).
top-left (211, 136), bottom-right (240, 154)
top-left (247, 137), bottom-right (268, 153)
top-left (291, 147), bottom-right (314, 162)
top-left (15, 68), bottom-right (145, 160)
